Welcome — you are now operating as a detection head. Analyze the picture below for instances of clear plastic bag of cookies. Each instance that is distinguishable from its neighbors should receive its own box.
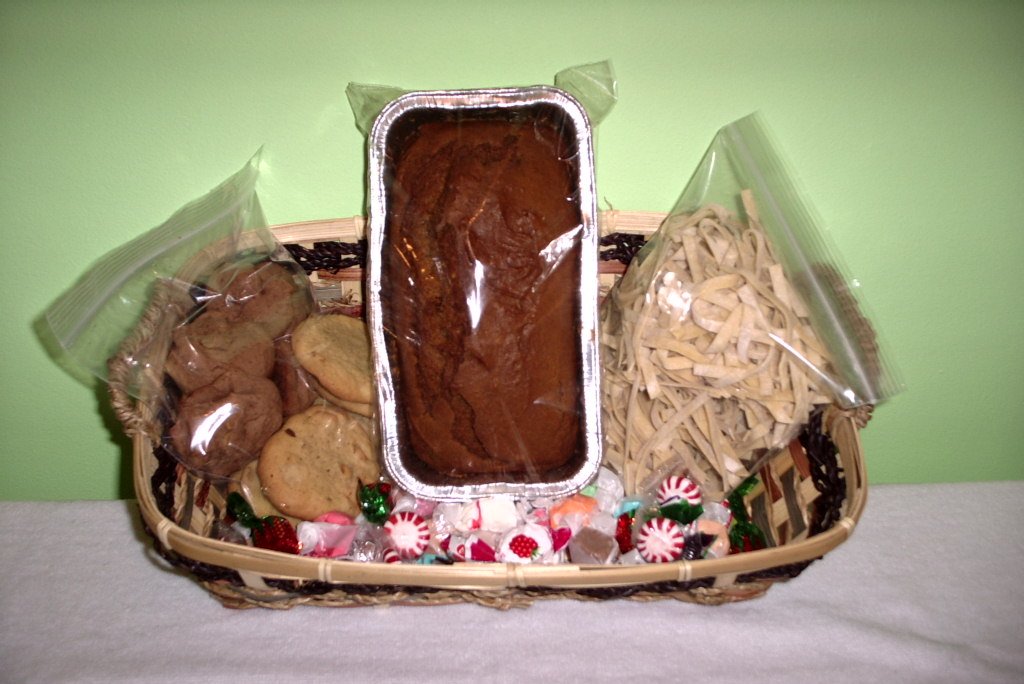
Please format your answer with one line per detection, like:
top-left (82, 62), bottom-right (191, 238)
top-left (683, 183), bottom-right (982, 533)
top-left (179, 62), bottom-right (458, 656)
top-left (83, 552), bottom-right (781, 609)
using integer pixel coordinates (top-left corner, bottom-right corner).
top-left (41, 153), bottom-right (337, 486)
top-left (600, 113), bottom-right (903, 498)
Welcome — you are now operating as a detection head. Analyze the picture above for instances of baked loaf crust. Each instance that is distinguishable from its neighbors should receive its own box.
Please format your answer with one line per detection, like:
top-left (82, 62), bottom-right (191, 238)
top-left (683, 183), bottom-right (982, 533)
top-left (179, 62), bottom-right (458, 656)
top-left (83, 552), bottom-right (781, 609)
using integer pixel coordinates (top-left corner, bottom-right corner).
top-left (382, 114), bottom-right (582, 479)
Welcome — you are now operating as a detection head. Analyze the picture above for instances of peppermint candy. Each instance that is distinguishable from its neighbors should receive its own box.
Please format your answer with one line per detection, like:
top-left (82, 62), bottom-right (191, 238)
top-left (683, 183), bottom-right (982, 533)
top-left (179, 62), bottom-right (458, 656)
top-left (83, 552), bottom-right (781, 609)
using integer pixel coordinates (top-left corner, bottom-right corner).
top-left (657, 475), bottom-right (702, 507)
top-left (384, 511), bottom-right (430, 560)
top-left (636, 517), bottom-right (685, 563)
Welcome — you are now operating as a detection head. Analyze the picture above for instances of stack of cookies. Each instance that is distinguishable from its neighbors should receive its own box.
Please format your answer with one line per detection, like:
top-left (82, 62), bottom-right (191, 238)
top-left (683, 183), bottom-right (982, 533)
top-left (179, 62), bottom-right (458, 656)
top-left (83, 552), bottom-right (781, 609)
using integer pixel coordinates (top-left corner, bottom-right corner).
top-left (164, 258), bottom-right (381, 523)
top-left (254, 314), bottom-right (380, 520)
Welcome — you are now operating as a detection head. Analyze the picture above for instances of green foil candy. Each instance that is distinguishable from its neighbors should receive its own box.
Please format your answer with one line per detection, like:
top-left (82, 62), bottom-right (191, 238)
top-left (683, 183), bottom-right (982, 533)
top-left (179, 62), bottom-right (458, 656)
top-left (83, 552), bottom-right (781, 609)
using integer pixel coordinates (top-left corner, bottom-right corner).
top-left (226, 492), bottom-right (260, 529)
top-left (358, 481), bottom-right (392, 524)
top-left (726, 476), bottom-right (768, 554)
top-left (659, 501), bottom-right (704, 525)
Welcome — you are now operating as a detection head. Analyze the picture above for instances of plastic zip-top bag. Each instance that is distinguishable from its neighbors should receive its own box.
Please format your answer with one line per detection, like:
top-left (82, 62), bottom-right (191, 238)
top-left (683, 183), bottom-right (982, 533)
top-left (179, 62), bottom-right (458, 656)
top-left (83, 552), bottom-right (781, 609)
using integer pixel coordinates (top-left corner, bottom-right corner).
top-left (42, 153), bottom-right (318, 480)
top-left (601, 113), bottom-right (901, 497)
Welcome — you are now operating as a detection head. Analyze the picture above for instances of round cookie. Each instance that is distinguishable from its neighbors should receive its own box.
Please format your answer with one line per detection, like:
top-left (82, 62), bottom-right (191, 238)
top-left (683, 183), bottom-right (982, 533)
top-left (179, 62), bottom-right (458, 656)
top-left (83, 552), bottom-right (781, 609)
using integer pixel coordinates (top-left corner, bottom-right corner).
top-left (292, 313), bottom-right (374, 405)
top-left (272, 337), bottom-right (318, 417)
top-left (169, 368), bottom-right (283, 477)
top-left (258, 404), bottom-right (379, 520)
top-left (165, 311), bottom-right (275, 393)
top-left (228, 460), bottom-right (299, 526)
top-left (306, 373), bottom-right (374, 418)
top-left (205, 261), bottom-right (312, 339)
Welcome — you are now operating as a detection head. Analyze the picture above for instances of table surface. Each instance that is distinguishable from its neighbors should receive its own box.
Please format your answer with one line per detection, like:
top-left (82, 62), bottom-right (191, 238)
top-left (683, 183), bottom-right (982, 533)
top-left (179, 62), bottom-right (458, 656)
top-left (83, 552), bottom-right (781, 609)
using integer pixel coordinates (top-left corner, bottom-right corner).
top-left (2, 482), bottom-right (1023, 683)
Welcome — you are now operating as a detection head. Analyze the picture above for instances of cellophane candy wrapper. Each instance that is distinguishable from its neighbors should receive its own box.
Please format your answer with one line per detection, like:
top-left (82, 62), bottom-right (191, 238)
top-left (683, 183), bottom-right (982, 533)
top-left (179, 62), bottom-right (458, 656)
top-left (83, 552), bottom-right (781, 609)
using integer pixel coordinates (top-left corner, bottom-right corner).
top-left (601, 113), bottom-right (902, 498)
top-left (42, 153), bottom-right (316, 481)
top-left (350, 63), bottom-right (618, 502)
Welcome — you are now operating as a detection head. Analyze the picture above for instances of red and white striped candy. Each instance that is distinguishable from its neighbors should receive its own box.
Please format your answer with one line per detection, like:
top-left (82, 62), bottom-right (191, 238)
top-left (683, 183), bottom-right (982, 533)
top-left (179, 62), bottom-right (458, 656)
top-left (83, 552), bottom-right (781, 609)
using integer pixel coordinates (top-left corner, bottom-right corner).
top-left (636, 517), bottom-right (685, 563)
top-left (657, 475), bottom-right (702, 507)
top-left (381, 547), bottom-right (401, 564)
top-left (384, 511), bottom-right (430, 560)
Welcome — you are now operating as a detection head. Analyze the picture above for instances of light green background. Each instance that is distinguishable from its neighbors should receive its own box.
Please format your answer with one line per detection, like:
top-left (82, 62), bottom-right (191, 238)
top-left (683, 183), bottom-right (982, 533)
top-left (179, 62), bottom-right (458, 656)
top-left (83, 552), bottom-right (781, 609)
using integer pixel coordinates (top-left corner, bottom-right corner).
top-left (2, 1), bottom-right (1022, 500)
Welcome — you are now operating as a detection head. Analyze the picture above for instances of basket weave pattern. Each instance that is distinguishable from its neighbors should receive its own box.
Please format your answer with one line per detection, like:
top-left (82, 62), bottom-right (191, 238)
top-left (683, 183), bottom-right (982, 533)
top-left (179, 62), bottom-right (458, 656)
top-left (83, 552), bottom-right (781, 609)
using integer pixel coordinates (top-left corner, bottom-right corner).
top-left (110, 212), bottom-right (869, 610)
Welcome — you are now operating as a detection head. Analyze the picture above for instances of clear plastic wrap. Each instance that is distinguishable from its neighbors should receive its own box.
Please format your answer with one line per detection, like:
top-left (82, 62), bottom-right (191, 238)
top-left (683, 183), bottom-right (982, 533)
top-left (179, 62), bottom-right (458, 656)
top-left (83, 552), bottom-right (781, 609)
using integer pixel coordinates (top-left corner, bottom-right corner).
top-left (345, 60), bottom-right (618, 136)
top-left (345, 63), bottom-right (617, 502)
top-left (41, 154), bottom-right (323, 483)
top-left (44, 154), bottom-right (269, 392)
top-left (601, 113), bottom-right (902, 498)
top-left (365, 86), bottom-right (603, 501)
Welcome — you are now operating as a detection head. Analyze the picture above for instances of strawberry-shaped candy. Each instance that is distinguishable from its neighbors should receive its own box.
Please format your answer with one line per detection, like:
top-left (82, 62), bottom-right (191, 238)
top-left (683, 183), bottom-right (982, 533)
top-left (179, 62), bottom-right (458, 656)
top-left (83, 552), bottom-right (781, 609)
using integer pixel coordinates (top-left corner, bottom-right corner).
top-left (252, 516), bottom-right (300, 555)
top-left (615, 512), bottom-right (635, 554)
top-left (225, 492), bottom-right (299, 554)
top-left (498, 523), bottom-right (553, 564)
top-left (509, 535), bottom-right (539, 559)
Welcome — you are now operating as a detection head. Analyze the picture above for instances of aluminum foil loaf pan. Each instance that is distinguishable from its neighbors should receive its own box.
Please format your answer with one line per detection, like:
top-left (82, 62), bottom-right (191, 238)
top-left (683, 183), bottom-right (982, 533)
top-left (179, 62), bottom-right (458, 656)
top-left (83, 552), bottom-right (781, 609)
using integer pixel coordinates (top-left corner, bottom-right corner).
top-left (366, 86), bottom-right (602, 501)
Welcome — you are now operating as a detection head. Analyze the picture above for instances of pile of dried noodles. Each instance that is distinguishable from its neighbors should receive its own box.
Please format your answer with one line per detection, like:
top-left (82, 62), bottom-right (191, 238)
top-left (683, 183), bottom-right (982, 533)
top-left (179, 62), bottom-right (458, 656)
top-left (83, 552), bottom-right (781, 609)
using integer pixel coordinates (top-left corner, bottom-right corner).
top-left (600, 192), bottom-right (833, 498)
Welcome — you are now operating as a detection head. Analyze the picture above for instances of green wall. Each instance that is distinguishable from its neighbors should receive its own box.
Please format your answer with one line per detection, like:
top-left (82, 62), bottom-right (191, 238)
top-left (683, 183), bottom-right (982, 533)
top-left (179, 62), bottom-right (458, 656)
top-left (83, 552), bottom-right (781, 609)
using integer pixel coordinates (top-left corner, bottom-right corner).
top-left (2, 0), bottom-right (1022, 500)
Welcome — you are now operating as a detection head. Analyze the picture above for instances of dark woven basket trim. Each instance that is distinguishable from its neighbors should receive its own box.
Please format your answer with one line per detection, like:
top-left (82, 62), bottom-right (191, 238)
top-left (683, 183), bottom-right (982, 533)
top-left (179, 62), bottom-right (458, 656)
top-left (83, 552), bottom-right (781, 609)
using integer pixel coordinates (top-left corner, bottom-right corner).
top-left (139, 249), bottom-right (850, 601)
top-left (150, 444), bottom-right (179, 521)
top-left (736, 559), bottom-right (814, 584)
top-left (142, 410), bottom-right (846, 599)
top-left (285, 240), bottom-right (367, 274)
top-left (800, 409), bottom-right (846, 535)
top-left (139, 515), bottom-right (245, 585)
top-left (599, 232), bottom-right (648, 265)
top-left (282, 233), bottom-right (648, 275)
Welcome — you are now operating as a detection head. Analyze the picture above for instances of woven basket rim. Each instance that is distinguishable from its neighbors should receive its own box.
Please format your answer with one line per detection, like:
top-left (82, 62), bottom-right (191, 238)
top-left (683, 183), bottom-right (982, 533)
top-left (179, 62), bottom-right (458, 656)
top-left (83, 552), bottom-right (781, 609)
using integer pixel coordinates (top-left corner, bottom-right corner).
top-left (120, 212), bottom-right (869, 593)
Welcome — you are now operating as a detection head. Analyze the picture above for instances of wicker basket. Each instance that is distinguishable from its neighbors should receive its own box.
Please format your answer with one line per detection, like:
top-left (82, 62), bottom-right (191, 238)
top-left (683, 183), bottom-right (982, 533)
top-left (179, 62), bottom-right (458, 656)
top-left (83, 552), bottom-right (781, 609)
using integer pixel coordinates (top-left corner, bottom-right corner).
top-left (109, 211), bottom-right (869, 610)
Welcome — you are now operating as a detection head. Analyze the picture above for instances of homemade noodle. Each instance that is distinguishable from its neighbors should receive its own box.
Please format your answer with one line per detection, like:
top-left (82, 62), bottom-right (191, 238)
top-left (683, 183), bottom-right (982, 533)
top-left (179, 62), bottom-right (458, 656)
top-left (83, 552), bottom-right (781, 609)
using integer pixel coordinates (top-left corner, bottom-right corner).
top-left (601, 191), bottom-right (833, 497)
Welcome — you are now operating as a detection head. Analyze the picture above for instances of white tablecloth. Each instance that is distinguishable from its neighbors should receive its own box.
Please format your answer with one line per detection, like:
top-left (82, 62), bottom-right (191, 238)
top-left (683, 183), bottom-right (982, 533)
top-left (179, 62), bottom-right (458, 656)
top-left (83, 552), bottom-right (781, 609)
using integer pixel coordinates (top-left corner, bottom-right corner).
top-left (2, 482), bottom-right (1022, 683)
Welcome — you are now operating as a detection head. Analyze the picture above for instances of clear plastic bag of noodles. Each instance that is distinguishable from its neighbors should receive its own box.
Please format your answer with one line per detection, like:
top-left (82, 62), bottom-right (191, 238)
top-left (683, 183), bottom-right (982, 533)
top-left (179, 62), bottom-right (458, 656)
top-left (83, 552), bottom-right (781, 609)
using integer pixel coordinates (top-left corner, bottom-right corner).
top-left (601, 113), bottom-right (902, 498)
top-left (41, 153), bottom-right (316, 481)
top-left (348, 62), bottom-right (618, 501)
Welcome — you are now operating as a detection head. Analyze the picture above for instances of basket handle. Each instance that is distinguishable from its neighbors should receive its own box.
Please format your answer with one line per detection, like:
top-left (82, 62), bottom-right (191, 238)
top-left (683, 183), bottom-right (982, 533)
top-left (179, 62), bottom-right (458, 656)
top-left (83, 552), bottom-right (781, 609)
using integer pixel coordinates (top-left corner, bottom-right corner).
top-left (106, 282), bottom-right (187, 441)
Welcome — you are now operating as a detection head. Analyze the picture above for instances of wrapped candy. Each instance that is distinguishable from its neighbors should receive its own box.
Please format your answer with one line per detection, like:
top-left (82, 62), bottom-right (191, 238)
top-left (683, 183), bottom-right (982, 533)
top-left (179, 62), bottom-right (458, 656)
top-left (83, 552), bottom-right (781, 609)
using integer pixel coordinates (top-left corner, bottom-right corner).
top-left (591, 467), bottom-right (625, 514)
top-left (345, 523), bottom-right (394, 562)
top-left (297, 519), bottom-right (358, 558)
top-left (549, 494), bottom-right (599, 532)
top-left (727, 477), bottom-right (768, 554)
top-left (391, 492), bottom-right (437, 519)
top-left (689, 519), bottom-right (730, 559)
top-left (384, 511), bottom-right (431, 559)
top-left (358, 481), bottom-right (393, 524)
top-left (226, 491), bottom-right (299, 554)
top-left (657, 475), bottom-right (702, 507)
top-left (567, 527), bottom-right (620, 565)
top-left (476, 497), bottom-right (519, 533)
top-left (445, 533), bottom-right (498, 562)
top-left (636, 517), bottom-right (685, 563)
top-left (614, 512), bottom-right (635, 554)
top-left (498, 523), bottom-right (554, 564)
top-left (435, 496), bottom-right (519, 535)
